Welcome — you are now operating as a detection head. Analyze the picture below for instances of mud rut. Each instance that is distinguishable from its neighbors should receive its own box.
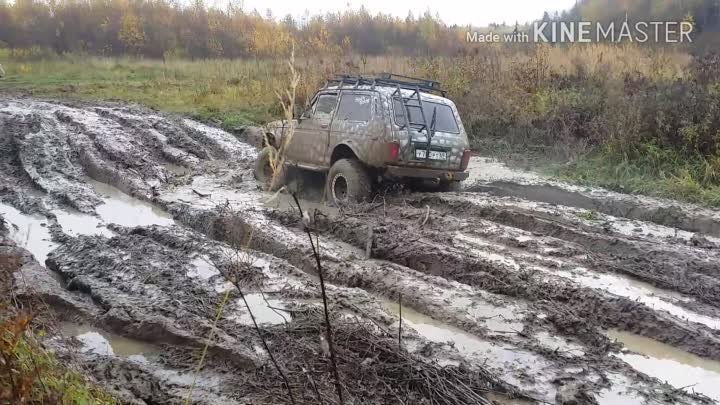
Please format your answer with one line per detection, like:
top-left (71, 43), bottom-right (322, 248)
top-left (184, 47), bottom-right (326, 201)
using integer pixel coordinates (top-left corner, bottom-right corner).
top-left (2, 98), bottom-right (720, 405)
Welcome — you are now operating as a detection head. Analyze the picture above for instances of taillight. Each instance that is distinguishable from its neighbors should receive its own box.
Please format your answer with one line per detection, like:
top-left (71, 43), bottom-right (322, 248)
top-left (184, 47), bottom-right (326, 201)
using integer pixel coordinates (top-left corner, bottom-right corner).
top-left (461, 149), bottom-right (471, 170)
top-left (388, 142), bottom-right (400, 161)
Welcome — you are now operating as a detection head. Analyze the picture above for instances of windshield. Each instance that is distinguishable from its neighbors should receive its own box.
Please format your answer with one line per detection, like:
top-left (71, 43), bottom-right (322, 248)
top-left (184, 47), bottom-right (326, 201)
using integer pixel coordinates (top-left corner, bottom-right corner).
top-left (393, 98), bottom-right (459, 133)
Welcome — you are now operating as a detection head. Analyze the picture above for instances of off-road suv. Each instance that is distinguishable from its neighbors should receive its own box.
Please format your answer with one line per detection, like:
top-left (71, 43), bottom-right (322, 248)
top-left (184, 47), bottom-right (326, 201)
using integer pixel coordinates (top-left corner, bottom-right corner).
top-left (255, 73), bottom-right (471, 203)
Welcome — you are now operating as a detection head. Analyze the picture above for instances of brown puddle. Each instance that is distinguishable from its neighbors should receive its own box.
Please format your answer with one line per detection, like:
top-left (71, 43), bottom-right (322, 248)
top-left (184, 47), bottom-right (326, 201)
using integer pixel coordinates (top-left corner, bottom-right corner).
top-left (60, 323), bottom-right (160, 361)
top-left (608, 329), bottom-right (720, 401)
top-left (87, 178), bottom-right (176, 227)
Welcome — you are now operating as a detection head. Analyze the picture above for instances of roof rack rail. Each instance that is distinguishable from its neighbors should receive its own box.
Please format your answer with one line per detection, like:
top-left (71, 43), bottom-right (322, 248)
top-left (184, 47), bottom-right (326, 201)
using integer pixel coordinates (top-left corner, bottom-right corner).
top-left (323, 73), bottom-right (446, 97)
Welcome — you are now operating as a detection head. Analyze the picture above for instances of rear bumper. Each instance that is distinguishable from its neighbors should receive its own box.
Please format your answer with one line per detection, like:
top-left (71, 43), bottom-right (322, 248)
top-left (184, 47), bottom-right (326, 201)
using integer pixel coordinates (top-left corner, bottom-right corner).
top-left (384, 165), bottom-right (469, 182)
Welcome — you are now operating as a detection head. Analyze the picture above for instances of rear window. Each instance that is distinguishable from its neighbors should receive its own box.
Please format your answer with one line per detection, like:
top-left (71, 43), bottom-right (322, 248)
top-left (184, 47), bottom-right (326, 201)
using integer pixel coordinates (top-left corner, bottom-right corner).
top-left (335, 93), bottom-right (372, 122)
top-left (393, 99), bottom-right (459, 133)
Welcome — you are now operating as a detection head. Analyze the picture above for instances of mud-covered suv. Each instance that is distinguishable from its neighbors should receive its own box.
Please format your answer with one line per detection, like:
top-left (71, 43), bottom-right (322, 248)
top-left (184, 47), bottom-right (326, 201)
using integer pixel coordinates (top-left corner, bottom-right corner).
top-left (255, 73), bottom-right (471, 203)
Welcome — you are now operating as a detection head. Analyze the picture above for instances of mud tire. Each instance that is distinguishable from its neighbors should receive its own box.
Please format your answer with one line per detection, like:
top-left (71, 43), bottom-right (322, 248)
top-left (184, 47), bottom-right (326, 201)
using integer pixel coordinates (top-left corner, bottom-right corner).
top-left (254, 146), bottom-right (287, 191)
top-left (438, 180), bottom-right (462, 192)
top-left (327, 159), bottom-right (372, 203)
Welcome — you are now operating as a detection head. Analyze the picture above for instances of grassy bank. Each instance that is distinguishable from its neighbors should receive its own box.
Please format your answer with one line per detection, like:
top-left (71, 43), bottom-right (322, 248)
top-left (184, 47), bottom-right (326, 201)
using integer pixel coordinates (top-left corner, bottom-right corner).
top-left (0, 51), bottom-right (408, 129)
top-left (2, 46), bottom-right (720, 207)
top-left (0, 235), bottom-right (116, 405)
top-left (552, 149), bottom-right (720, 207)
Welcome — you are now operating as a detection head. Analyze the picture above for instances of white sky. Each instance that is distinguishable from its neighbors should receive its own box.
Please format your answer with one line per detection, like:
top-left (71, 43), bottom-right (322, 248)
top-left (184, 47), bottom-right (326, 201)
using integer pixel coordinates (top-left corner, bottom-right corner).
top-left (236, 0), bottom-right (577, 27)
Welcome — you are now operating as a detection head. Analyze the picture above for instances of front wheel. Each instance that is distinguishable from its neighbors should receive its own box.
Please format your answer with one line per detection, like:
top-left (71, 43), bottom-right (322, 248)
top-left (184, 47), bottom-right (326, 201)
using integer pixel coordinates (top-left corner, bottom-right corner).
top-left (254, 146), bottom-right (287, 191)
top-left (326, 159), bottom-right (372, 204)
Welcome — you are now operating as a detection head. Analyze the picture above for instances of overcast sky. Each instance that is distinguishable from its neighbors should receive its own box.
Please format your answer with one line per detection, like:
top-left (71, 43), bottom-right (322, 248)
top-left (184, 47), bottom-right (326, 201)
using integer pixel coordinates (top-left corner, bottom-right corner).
top-left (236, 0), bottom-right (578, 27)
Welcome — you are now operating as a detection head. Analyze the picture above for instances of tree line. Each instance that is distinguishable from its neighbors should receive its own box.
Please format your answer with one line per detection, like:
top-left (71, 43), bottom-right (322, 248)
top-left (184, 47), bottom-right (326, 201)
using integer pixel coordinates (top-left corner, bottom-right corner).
top-left (0, 0), bottom-right (465, 58)
top-left (1, 0), bottom-right (717, 60)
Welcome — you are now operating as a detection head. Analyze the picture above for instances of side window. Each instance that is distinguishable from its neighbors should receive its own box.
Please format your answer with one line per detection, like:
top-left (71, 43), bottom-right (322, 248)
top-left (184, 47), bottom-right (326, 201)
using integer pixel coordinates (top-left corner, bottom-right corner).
top-left (335, 93), bottom-right (372, 122)
top-left (393, 98), bottom-right (407, 126)
top-left (313, 94), bottom-right (337, 120)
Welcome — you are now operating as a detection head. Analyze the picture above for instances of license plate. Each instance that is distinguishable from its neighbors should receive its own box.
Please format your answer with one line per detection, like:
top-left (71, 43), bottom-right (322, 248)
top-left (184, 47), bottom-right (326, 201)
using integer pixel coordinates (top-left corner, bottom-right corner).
top-left (415, 149), bottom-right (447, 160)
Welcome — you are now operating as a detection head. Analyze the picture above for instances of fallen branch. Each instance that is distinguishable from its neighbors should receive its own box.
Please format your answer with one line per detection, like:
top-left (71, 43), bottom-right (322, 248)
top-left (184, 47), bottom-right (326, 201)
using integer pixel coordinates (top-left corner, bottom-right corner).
top-left (192, 189), bottom-right (211, 198)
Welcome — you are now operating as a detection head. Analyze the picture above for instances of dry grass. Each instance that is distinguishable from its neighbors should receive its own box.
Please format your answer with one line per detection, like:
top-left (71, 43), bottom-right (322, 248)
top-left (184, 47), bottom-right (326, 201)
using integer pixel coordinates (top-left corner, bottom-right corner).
top-left (3, 44), bottom-right (720, 206)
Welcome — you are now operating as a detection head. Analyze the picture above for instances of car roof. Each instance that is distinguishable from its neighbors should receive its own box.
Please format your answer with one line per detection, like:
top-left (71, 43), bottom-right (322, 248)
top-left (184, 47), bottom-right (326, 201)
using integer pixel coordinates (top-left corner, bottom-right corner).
top-left (323, 85), bottom-right (454, 106)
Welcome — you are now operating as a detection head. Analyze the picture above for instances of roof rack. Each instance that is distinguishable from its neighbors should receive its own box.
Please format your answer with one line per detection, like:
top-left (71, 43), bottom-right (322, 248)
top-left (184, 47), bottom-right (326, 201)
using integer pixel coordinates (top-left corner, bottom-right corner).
top-left (323, 72), bottom-right (446, 97)
top-left (322, 72), bottom-right (443, 161)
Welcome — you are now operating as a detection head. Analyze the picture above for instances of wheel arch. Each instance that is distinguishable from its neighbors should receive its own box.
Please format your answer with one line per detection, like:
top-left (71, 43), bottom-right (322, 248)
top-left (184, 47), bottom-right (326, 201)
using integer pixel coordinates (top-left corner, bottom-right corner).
top-left (330, 143), bottom-right (360, 165)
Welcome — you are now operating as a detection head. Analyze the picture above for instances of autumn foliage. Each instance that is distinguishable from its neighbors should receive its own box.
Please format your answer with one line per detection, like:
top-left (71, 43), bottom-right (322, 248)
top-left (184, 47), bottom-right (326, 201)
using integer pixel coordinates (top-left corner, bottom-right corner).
top-left (0, 0), bottom-right (463, 59)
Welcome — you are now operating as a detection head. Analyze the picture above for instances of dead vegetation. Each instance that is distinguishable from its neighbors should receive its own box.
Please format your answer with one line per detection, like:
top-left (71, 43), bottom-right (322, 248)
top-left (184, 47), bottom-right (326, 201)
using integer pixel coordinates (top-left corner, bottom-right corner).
top-left (0, 240), bottom-right (115, 405)
top-left (238, 308), bottom-right (512, 405)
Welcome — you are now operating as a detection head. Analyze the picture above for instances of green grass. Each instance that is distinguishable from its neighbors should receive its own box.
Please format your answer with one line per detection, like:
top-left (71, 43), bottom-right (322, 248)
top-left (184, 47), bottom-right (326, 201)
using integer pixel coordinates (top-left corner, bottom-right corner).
top-left (1, 251), bottom-right (115, 405)
top-left (0, 324), bottom-right (117, 405)
top-left (550, 147), bottom-right (720, 208)
top-left (0, 55), bottom-right (284, 129)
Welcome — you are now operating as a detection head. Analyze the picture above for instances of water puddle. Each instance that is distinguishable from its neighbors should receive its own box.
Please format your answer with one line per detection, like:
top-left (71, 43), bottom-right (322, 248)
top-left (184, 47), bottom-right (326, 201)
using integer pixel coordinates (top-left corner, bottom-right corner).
top-left (88, 178), bottom-right (176, 227)
top-left (229, 293), bottom-right (289, 326)
top-left (187, 255), bottom-right (220, 280)
top-left (380, 300), bottom-right (542, 367)
top-left (608, 329), bottom-right (720, 401)
top-left (466, 157), bottom-right (541, 186)
top-left (596, 374), bottom-right (646, 405)
top-left (54, 209), bottom-right (113, 237)
top-left (553, 267), bottom-right (720, 330)
top-left (0, 203), bottom-right (56, 263)
top-left (54, 179), bottom-right (176, 237)
top-left (60, 323), bottom-right (159, 361)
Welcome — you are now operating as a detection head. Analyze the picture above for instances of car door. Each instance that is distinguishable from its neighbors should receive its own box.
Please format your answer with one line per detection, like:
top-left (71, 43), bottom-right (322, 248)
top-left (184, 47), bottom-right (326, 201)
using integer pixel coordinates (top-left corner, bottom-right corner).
top-left (286, 92), bottom-right (338, 168)
top-left (328, 91), bottom-right (374, 166)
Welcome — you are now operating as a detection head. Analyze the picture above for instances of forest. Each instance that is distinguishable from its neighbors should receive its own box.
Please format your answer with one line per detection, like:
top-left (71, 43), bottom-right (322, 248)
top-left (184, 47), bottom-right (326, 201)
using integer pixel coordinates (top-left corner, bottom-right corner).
top-left (1, 0), bottom-right (719, 59)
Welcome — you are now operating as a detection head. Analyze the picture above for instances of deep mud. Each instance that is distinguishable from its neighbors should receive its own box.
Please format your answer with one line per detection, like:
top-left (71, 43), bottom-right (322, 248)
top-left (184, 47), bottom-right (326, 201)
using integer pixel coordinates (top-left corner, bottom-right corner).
top-left (2, 97), bottom-right (720, 404)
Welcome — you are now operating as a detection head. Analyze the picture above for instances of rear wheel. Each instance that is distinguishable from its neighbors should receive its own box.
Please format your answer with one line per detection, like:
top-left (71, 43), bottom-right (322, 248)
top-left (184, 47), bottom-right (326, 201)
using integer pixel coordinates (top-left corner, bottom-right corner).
top-left (253, 146), bottom-right (286, 191)
top-left (327, 159), bottom-right (372, 204)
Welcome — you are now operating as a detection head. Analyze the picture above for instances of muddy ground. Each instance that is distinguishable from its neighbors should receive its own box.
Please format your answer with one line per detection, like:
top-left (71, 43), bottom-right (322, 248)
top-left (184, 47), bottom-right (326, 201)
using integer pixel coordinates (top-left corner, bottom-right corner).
top-left (2, 98), bottom-right (720, 405)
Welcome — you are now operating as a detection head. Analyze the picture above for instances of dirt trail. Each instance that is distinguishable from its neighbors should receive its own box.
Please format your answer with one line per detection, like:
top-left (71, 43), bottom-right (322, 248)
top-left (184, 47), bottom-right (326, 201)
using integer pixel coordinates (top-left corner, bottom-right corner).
top-left (2, 98), bottom-right (720, 404)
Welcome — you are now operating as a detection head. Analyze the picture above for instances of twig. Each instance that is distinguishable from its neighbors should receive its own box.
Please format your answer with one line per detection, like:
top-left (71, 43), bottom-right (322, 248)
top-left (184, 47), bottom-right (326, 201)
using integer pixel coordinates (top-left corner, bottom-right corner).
top-left (671, 383), bottom-right (698, 393)
top-left (398, 294), bottom-right (403, 351)
top-left (192, 189), bottom-right (211, 198)
top-left (365, 225), bottom-right (373, 259)
top-left (292, 193), bottom-right (344, 405)
top-left (260, 288), bottom-right (289, 325)
top-left (421, 205), bottom-right (430, 226)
